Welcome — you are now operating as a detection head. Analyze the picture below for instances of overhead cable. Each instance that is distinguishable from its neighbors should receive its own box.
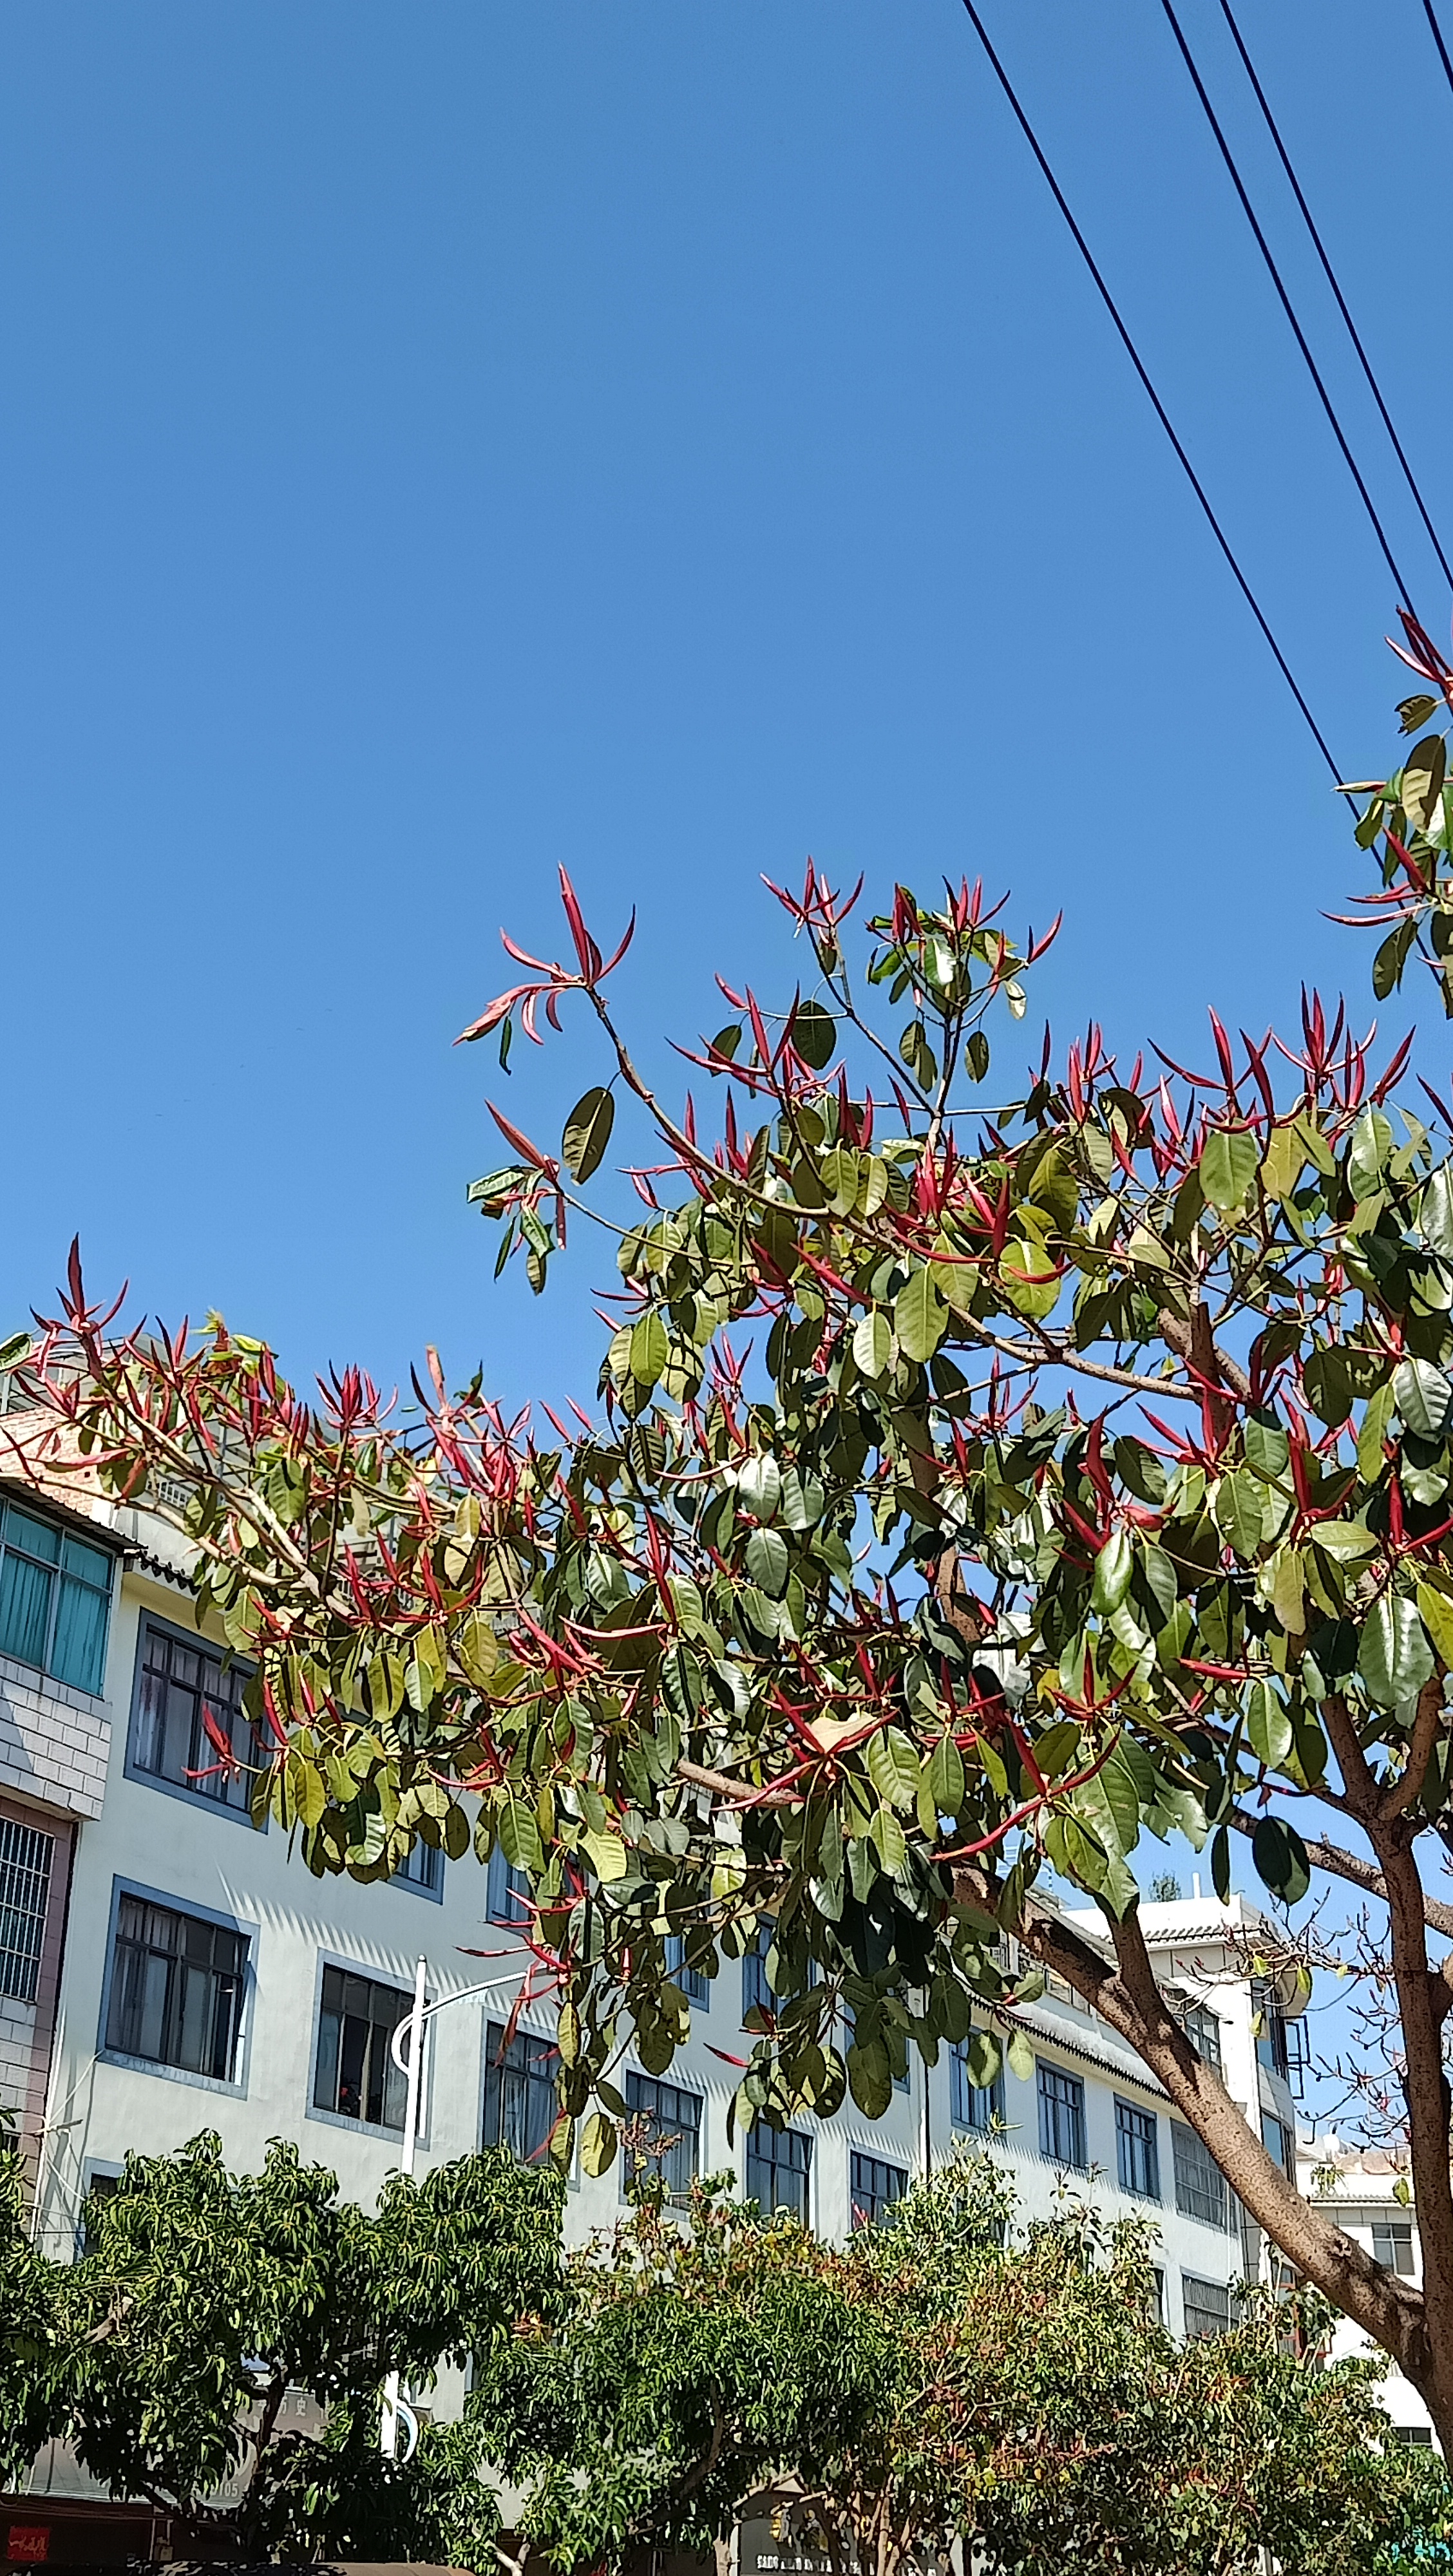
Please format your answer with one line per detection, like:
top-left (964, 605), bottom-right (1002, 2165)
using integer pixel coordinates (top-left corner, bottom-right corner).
top-left (954, 0), bottom-right (1347, 790)
top-left (1158, 0), bottom-right (1418, 618)
top-left (1422, 0), bottom-right (1453, 105)
top-left (1217, 0), bottom-right (1452, 596)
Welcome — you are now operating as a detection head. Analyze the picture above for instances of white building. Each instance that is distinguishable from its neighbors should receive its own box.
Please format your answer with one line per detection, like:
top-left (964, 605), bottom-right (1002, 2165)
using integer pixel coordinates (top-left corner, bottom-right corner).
top-left (0, 1420), bottom-right (1295, 2356)
top-left (1296, 2133), bottom-right (1436, 2448)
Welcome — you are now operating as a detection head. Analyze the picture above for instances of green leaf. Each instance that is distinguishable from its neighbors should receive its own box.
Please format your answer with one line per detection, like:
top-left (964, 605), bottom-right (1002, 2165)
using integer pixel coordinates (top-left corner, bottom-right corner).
top-left (499, 1800), bottom-right (543, 1877)
top-left (1251, 1815), bottom-right (1311, 1907)
top-left (1394, 1355), bottom-right (1453, 1440)
top-left (1373, 918), bottom-right (1418, 1001)
top-left (999, 1235), bottom-right (1059, 1321)
top-left (853, 1310), bottom-right (893, 1379)
top-left (791, 999), bottom-right (837, 1070)
top-left (895, 1265), bottom-right (947, 1363)
top-left (1210, 1823), bottom-right (1231, 1903)
top-left (1246, 1679), bottom-right (1293, 1770)
top-left (1199, 1128), bottom-right (1260, 1213)
top-left (929, 1733), bottom-right (965, 1814)
top-left (1358, 1594), bottom-right (1436, 1710)
top-left (583, 1826), bottom-right (629, 1884)
top-left (581, 2112), bottom-right (618, 2177)
top-left (870, 1803), bottom-right (907, 1872)
top-left (1416, 1580), bottom-right (1453, 1672)
top-left (1092, 1530), bottom-right (1133, 1615)
top-left (1421, 1166), bottom-right (1453, 1258)
top-left (562, 1085), bottom-right (615, 1182)
top-left (1401, 732), bottom-right (1447, 832)
top-left (867, 1728), bottom-right (919, 1812)
top-left (629, 1309), bottom-right (669, 1388)
top-left (1213, 1470), bottom-right (1266, 1561)
top-left (0, 1332), bottom-right (30, 1375)
top-left (846, 2038), bottom-right (893, 2119)
top-left (1006, 2029), bottom-right (1034, 2083)
top-left (737, 1454), bottom-right (783, 1520)
top-left (745, 1526), bottom-right (789, 1598)
top-left (1347, 1108), bottom-right (1393, 1200)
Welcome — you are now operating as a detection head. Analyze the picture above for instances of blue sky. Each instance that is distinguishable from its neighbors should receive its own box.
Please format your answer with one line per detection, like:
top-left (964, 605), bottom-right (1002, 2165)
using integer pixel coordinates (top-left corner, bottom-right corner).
top-left (3, 0), bottom-right (1450, 1425)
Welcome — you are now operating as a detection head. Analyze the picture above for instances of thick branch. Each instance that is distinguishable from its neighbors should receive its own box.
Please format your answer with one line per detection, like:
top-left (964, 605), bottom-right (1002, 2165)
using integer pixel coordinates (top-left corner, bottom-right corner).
top-left (1155, 1298), bottom-right (1251, 1435)
top-left (1385, 1672), bottom-right (1447, 1822)
top-left (1367, 1824), bottom-right (1453, 2430)
top-left (953, 1862), bottom-right (1431, 2387)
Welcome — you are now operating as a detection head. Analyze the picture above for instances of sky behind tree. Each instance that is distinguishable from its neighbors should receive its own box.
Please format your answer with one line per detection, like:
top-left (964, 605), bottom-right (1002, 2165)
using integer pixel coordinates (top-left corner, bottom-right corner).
top-left (3, 0), bottom-right (1450, 1424)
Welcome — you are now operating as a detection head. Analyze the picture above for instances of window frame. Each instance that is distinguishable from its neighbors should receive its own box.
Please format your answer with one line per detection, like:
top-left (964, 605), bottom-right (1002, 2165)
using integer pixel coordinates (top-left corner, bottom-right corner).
top-left (1114, 2096), bottom-right (1161, 2202)
top-left (486, 1844), bottom-right (532, 1929)
top-left (665, 1933), bottom-right (710, 2008)
top-left (1372, 2217), bottom-right (1416, 2277)
top-left (124, 1615), bottom-right (263, 1828)
top-left (744, 2121), bottom-right (812, 2222)
top-left (1036, 2060), bottom-right (1088, 2170)
top-left (97, 1878), bottom-right (254, 2097)
top-left (1181, 2272), bottom-right (1232, 2340)
top-left (392, 1838), bottom-right (444, 1902)
top-left (0, 1500), bottom-right (117, 1697)
top-left (309, 1957), bottom-right (415, 2137)
top-left (482, 2019), bottom-right (560, 2167)
top-left (849, 2150), bottom-right (908, 2228)
top-left (0, 1814), bottom-right (55, 2005)
top-left (1173, 2120), bottom-right (1230, 2230)
top-left (950, 2038), bottom-right (1005, 2135)
top-left (624, 2072), bottom-right (703, 2206)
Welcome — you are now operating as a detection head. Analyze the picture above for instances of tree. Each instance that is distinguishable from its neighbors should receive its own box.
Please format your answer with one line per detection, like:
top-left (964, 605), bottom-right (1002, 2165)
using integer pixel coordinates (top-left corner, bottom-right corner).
top-left (0, 2137), bottom-right (66, 2494)
top-left (19, 627), bottom-right (1453, 2436)
top-left (59, 2132), bottom-right (561, 2558)
top-left (471, 2152), bottom-right (1446, 2576)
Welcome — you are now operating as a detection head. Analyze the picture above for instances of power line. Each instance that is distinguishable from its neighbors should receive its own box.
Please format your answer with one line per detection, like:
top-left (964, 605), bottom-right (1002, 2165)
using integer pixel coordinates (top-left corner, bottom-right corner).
top-left (1423, 0), bottom-right (1453, 105)
top-left (1217, 0), bottom-right (1453, 596)
top-left (1158, 0), bottom-right (1418, 618)
top-left (954, 0), bottom-right (1347, 790)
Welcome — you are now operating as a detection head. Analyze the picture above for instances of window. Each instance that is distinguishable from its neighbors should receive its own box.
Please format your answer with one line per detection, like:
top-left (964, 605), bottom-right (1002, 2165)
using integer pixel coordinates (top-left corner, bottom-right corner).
top-left (487, 1844), bottom-right (531, 1928)
top-left (1396, 2426), bottom-right (1435, 2447)
top-left (1178, 2001), bottom-right (1224, 2076)
top-left (1260, 2110), bottom-right (1295, 2177)
top-left (313, 1965), bottom-right (410, 2130)
top-left (1116, 2098), bottom-right (1161, 2201)
top-left (0, 1504), bottom-right (113, 1694)
top-left (394, 1840), bottom-right (442, 1897)
top-left (1374, 2219), bottom-right (1416, 2277)
top-left (1173, 2121), bottom-right (1229, 2229)
top-left (79, 2169), bottom-right (120, 2257)
top-left (130, 1623), bottom-right (256, 1812)
top-left (0, 1816), bottom-right (54, 2003)
top-left (105, 1895), bottom-right (246, 2081)
top-left (745, 2123), bottom-right (812, 2222)
top-left (950, 2040), bottom-right (1004, 2134)
top-left (850, 2151), bottom-right (907, 2228)
top-left (665, 1934), bottom-right (708, 2007)
top-left (482, 2022), bottom-right (558, 2166)
top-left (625, 2072), bottom-right (701, 2205)
top-left (1252, 1979), bottom-right (1290, 2080)
top-left (1181, 2273), bottom-right (1231, 2340)
top-left (1037, 2061), bottom-right (1087, 2169)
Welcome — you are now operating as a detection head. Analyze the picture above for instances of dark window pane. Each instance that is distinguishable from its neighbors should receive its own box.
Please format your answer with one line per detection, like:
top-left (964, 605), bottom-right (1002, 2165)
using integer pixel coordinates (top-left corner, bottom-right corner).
top-left (0, 1817), bottom-right (54, 2003)
top-left (53, 1573), bottom-right (109, 1692)
top-left (745, 2123), bottom-right (811, 2222)
top-left (1037, 2063), bottom-right (1087, 2169)
top-left (850, 2152), bottom-right (907, 2228)
top-left (106, 1895), bottom-right (245, 2080)
top-left (625, 2072), bottom-right (701, 2205)
top-left (1182, 2273), bottom-right (1231, 2339)
top-left (1173, 2122), bottom-right (1229, 2229)
top-left (129, 1625), bottom-right (255, 1810)
top-left (487, 1846), bottom-right (531, 1926)
top-left (950, 2040), bottom-right (1003, 2134)
top-left (313, 1963), bottom-right (410, 2130)
top-left (742, 1931), bottom-right (771, 2025)
top-left (482, 2021), bottom-right (559, 2164)
top-left (394, 1839), bottom-right (442, 1893)
top-left (1116, 2099), bottom-right (1161, 2201)
top-left (665, 1934), bottom-right (709, 2007)
top-left (1373, 2219), bottom-right (1416, 2277)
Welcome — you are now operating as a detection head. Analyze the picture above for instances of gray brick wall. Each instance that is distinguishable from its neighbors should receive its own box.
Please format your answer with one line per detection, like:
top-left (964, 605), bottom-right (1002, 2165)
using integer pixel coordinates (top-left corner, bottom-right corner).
top-left (0, 1655), bottom-right (111, 1823)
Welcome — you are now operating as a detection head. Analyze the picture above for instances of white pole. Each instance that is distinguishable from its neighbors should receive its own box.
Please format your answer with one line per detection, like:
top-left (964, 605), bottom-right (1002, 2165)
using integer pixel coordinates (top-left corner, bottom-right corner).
top-left (380, 1955), bottom-right (428, 2459)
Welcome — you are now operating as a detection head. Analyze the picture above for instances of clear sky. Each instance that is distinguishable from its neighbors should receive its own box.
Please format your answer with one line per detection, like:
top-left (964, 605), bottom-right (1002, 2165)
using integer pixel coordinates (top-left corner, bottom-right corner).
top-left (4, 0), bottom-right (1450, 1424)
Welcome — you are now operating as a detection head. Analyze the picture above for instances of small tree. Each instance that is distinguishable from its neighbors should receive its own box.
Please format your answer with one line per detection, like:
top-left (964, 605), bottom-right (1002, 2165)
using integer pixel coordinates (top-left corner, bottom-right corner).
top-left (473, 2153), bottom-right (1444, 2576)
top-left (61, 2132), bottom-right (562, 2559)
top-left (0, 2139), bottom-right (66, 2494)
top-left (24, 632), bottom-right (1453, 2439)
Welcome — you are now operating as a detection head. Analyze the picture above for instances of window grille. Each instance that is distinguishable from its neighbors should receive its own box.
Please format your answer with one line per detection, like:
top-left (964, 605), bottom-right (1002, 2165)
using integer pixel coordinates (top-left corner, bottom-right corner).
top-left (1115, 2098), bottom-right (1161, 2201)
top-left (1173, 2121), bottom-right (1230, 2228)
top-left (106, 1895), bottom-right (246, 2081)
top-left (131, 1624), bottom-right (256, 1810)
top-left (313, 1965), bottom-right (410, 2129)
top-left (625, 2072), bottom-right (701, 2205)
top-left (745, 2122), bottom-right (812, 2221)
top-left (850, 2151), bottom-right (907, 2227)
top-left (0, 1504), bottom-right (113, 1694)
top-left (1182, 2273), bottom-right (1231, 2338)
top-left (482, 2021), bottom-right (558, 2165)
top-left (0, 1817), bottom-right (54, 2003)
top-left (1037, 2061), bottom-right (1087, 2168)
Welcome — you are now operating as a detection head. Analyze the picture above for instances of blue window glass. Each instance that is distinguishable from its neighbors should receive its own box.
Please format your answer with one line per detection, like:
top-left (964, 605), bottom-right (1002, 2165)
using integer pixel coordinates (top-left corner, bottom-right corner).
top-left (665, 1933), bottom-right (709, 2006)
top-left (1116, 2098), bottom-right (1161, 2200)
top-left (951, 2038), bottom-right (1004, 2132)
top-left (0, 1506), bottom-right (113, 1694)
top-left (131, 1622), bottom-right (257, 1811)
top-left (394, 1839), bottom-right (443, 1896)
top-left (850, 2151), bottom-right (907, 2228)
top-left (487, 1843), bottom-right (531, 1927)
top-left (1037, 2061), bottom-right (1087, 2169)
top-left (745, 2123), bottom-right (811, 2221)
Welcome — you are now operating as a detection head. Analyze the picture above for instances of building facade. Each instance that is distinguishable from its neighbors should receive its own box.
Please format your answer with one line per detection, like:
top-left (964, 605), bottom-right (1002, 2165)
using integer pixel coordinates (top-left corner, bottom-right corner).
top-left (0, 1425), bottom-right (1292, 2356)
top-left (1296, 2133), bottom-right (1436, 2448)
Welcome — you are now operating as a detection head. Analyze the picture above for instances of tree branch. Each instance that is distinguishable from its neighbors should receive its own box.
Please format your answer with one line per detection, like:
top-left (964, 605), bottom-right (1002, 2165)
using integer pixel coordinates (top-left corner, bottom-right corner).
top-left (1224, 1805), bottom-right (1453, 1942)
top-left (1384, 1672), bottom-right (1447, 1823)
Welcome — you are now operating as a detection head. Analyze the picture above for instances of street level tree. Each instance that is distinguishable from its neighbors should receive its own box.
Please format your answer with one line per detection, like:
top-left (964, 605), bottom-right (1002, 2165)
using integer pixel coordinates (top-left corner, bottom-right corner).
top-left (20, 622), bottom-right (1453, 2440)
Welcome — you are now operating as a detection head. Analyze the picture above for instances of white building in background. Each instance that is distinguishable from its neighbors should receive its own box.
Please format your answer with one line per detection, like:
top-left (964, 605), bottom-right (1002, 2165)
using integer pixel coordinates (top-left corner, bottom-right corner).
top-left (1297, 2134), bottom-right (1436, 2448)
top-left (0, 1387), bottom-right (1297, 2355)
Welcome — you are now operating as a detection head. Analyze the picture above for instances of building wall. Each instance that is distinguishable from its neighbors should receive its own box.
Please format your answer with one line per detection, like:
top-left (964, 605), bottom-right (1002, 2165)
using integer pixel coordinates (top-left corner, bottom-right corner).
top-left (1296, 2145), bottom-right (1436, 2447)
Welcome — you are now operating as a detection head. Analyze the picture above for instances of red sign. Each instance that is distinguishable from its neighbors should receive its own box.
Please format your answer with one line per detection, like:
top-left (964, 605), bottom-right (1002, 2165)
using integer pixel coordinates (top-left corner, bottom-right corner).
top-left (6, 2530), bottom-right (50, 2564)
